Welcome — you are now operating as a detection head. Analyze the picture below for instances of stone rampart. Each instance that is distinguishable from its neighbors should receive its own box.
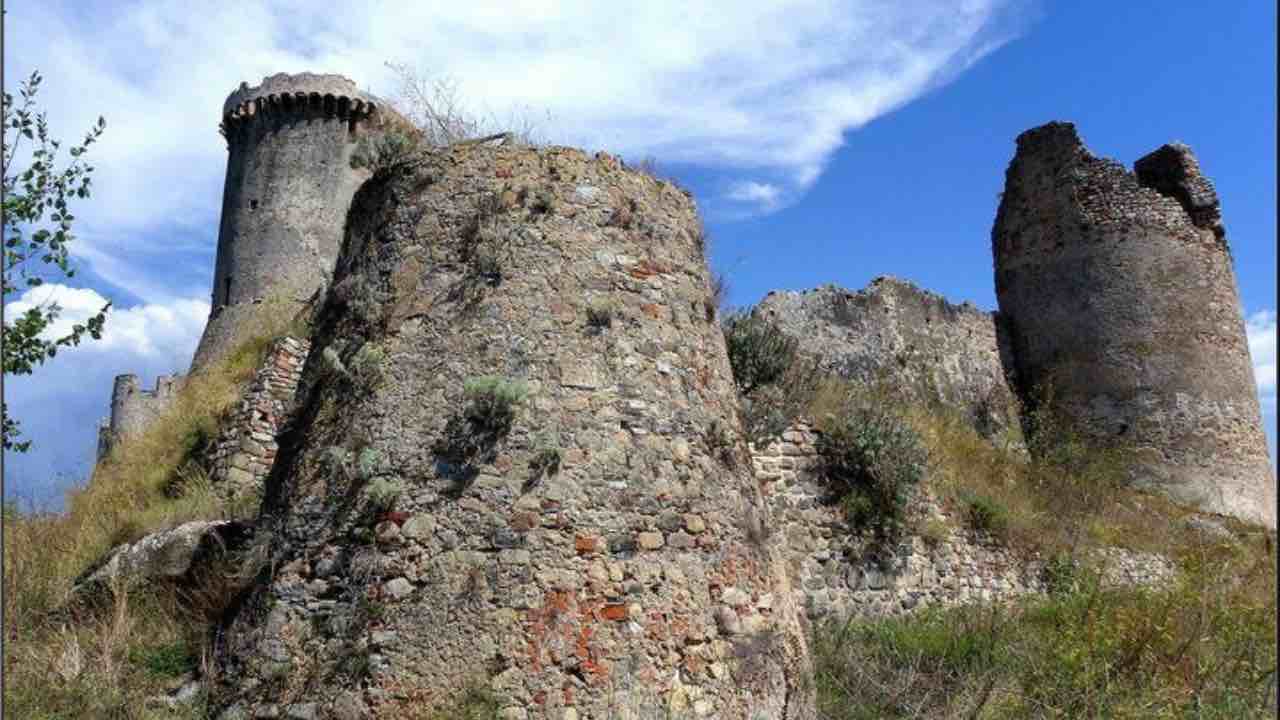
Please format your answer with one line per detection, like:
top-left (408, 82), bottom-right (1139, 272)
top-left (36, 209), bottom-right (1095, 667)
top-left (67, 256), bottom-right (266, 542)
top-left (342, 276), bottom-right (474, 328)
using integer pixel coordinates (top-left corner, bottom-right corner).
top-left (754, 278), bottom-right (1022, 444)
top-left (212, 145), bottom-right (815, 719)
top-left (97, 373), bottom-right (184, 459)
top-left (206, 336), bottom-right (310, 503)
top-left (750, 422), bottom-right (1176, 621)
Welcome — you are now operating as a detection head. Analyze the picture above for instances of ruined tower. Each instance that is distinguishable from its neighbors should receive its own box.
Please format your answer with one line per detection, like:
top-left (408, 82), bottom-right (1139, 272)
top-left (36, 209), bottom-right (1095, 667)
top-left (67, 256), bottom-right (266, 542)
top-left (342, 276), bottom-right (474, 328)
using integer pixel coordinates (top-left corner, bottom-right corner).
top-left (213, 146), bottom-right (815, 718)
top-left (96, 373), bottom-right (182, 459)
top-left (190, 72), bottom-right (402, 370)
top-left (992, 121), bottom-right (1275, 527)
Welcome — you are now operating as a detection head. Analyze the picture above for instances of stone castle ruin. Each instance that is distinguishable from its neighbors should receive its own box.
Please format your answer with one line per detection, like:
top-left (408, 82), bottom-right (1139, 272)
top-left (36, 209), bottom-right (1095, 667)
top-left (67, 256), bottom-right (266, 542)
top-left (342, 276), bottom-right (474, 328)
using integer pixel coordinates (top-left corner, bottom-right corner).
top-left (753, 277), bottom-right (1023, 445)
top-left (90, 72), bottom-right (1275, 717)
top-left (96, 373), bottom-right (183, 458)
top-left (993, 122), bottom-right (1274, 527)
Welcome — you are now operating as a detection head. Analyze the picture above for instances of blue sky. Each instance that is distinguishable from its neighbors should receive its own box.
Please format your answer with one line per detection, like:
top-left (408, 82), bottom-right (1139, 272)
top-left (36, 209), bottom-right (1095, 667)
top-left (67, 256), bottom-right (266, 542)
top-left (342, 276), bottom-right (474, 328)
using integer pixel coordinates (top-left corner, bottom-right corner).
top-left (3, 0), bottom-right (1275, 509)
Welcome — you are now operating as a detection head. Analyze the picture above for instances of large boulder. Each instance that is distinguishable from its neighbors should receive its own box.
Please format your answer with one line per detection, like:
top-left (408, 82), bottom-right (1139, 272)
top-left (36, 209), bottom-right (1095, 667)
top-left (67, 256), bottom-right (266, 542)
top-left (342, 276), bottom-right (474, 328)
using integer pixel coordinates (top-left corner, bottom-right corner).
top-left (71, 520), bottom-right (253, 598)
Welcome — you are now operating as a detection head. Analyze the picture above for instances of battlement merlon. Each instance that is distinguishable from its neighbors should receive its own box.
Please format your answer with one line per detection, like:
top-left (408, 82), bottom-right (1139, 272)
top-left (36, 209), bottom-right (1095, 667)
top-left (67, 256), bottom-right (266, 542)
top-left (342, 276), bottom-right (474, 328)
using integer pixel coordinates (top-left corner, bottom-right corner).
top-left (219, 72), bottom-right (396, 139)
top-left (112, 372), bottom-right (182, 400)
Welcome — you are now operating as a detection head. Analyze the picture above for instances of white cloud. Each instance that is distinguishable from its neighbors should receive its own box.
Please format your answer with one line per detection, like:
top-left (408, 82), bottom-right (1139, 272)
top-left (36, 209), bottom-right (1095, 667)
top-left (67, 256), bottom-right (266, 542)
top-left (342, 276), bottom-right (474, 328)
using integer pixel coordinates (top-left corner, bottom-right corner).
top-left (2, 0), bottom-right (1037, 508)
top-left (726, 180), bottom-right (784, 211)
top-left (1247, 309), bottom-right (1276, 412)
top-left (4, 0), bottom-right (1033, 302)
top-left (5, 284), bottom-right (209, 361)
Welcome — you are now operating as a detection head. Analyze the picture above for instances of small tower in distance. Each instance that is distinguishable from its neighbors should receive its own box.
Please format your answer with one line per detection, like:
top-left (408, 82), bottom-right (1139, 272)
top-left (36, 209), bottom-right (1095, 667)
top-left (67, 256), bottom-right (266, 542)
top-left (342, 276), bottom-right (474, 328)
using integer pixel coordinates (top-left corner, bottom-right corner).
top-left (190, 72), bottom-right (405, 370)
top-left (96, 373), bottom-right (183, 459)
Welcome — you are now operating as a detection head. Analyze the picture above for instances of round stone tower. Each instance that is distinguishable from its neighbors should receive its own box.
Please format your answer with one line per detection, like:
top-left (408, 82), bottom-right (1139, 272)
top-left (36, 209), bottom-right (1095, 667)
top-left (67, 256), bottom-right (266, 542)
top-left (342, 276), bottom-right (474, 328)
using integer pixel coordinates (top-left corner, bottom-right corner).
top-left (190, 72), bottom-right (406, 370)
top-left (992, 121), bottom-right (1275, 527)
top-left (212, 145), bottom-right (815, 718)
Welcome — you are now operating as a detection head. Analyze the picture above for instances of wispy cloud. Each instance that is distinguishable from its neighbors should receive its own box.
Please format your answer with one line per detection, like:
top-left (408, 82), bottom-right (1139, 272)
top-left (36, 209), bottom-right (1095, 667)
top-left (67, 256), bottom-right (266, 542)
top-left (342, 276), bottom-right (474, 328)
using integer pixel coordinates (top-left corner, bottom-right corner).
top-left (726, 180), bottom-right (784, 212)
top-left (1247, 309), bottom-right (1276, 413)
top-left (5, 0), bottom-right (1033, 302)
top-left (2, 0), bottom-right (1036, 507)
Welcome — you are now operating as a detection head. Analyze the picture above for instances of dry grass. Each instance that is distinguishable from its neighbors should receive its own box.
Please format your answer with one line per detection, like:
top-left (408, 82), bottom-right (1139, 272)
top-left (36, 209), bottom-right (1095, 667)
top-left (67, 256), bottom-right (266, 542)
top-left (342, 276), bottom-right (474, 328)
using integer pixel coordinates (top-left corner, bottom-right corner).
top-left (809, 380), bottom-right (1277, 719)
top-left (815, 526), bottom-right (1277, 719)
top-left (3, 298), bottom-right (303, 718)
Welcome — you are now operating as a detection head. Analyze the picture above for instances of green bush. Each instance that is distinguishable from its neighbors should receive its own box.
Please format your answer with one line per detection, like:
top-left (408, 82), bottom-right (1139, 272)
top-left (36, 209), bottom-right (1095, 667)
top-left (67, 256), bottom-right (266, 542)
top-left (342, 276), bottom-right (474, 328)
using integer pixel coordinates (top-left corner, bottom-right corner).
top-left (462, 376), bottom-right (528, 432)
top-left (817, 401), bottom-right (928, 546)
top-left (434, 377), bottom-right (528, 486)
top-left (961, 491), bottom-right (1010, 538)
top-left (585, 301), bottom-right (614, 332)
top-left (365, 477), bottom-right (403, 515)
top-left (350, 129), bottom-right (420, 174)
top-left (349, 343), bottom-right (387, 388)
top-left (721, 310), bottom-right (799, 396)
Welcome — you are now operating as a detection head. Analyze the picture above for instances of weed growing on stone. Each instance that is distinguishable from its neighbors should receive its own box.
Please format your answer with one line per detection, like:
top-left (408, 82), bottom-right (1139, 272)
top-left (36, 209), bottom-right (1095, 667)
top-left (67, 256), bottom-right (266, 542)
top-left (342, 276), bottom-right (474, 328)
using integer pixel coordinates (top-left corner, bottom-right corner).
top-left (350, 129), bottom-right (422, 175)
top-left (322, 346), bottom-right (348, 378)
top-left (355, 447), bottom-right (384, 481)
top-left (365, 478), bottom-right (402, 516)
top-left (702, 418), bottom-right (739, 468)
top-left (527, 446), bottom-right (561, 486)
top-left (349, 342), bottom-right (386, 386)
top-left (585, 300), bottom-right (615, 333)
top-left (462, 376), bottom-right (528, 432)
top-left (960, 490), bottom-right (1010, 538)
top-left (433, 377), bottom-right (528, 487)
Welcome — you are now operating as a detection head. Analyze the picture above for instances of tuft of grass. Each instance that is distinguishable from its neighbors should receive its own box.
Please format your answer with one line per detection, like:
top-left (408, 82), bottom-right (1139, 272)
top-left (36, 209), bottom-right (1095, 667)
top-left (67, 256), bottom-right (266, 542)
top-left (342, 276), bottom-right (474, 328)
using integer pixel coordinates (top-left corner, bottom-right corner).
top-left (461, 376), bottom-right (528, 432)
top-left (960, 490), bottom-right (1010, 538)
top-left (128, 641), bottom-right (197, 679)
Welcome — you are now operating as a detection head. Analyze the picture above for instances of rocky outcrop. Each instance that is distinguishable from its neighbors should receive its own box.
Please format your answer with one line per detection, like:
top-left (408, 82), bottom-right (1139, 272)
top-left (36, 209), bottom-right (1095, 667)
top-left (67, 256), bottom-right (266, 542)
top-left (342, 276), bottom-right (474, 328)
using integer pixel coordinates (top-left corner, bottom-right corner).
top-left (211, 145), bottom-right (815, 719)
top-left (754, 278), bottom-right (1022, 444)
top-left (70, 520), bottom-right (251, 598)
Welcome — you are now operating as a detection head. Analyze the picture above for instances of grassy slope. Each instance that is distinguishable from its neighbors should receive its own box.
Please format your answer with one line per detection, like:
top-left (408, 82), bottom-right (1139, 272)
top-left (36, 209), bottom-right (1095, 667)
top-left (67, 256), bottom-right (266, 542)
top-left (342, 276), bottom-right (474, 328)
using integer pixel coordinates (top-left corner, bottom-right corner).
top-left (3, 300), bottom-right (302, 719)
top-left (813, 397), bottom-right (1278, 719)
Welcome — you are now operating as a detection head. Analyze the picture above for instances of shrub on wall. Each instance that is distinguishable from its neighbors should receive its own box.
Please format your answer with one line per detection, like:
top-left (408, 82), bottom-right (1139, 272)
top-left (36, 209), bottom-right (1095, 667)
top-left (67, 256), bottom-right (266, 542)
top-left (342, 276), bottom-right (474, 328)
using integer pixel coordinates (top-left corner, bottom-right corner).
top-left (722, 310), bottom-right (799, 396)
top-left (816, 397), bottom-right (928, 547)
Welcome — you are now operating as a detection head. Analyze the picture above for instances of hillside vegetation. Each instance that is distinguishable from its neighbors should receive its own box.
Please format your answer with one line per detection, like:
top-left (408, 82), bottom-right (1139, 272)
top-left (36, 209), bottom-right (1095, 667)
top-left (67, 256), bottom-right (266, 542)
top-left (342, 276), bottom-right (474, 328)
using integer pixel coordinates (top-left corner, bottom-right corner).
top-left (3, 302), bottom-right (1275, 719)
top-left (3, 299), bottom-right (303, 718)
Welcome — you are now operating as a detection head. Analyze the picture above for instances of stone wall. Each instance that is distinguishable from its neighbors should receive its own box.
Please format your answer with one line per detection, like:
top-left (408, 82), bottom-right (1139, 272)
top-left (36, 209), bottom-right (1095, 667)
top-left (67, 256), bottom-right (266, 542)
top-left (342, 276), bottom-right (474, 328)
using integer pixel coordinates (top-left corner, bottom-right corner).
top-left (212, 144), bottom-right (815, 719)
top-left (992, 121), bottom-right (1275, 528)
top-left (751, 422), bottom-right (1176, 622)
top-left (754, 278), bottom-right (1022, 444)
top-left (207, 336), bottom-right (310, 503)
